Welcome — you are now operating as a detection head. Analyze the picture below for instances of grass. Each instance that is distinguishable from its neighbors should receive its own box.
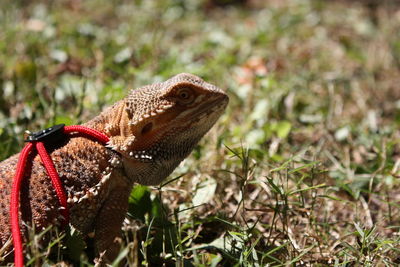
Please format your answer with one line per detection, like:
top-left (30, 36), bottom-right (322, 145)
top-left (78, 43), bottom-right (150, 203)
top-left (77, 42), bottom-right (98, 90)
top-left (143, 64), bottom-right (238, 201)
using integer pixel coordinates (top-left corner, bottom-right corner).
top-left (1, 0), bottom-right (400, 265)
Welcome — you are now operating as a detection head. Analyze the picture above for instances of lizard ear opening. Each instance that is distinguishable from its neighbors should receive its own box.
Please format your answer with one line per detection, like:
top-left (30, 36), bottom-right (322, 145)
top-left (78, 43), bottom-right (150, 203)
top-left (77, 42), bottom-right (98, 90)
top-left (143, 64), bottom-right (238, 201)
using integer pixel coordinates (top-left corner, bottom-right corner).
top-left (141, 122), bottom-right (153, 135)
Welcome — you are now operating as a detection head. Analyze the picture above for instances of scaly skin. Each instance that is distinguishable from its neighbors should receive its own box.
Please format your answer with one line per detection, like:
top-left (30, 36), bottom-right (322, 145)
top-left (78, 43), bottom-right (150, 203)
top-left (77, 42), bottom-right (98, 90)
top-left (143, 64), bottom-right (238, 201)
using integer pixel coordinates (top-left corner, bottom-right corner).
top-left (0, 73), bottom-right (228, 263)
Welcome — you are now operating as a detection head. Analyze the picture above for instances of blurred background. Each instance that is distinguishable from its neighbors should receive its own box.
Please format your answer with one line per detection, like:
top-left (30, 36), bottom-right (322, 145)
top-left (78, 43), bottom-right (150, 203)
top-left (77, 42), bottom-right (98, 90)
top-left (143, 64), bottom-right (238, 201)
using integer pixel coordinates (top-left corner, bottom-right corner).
top-left (1, 0), bottom-right (400, 265)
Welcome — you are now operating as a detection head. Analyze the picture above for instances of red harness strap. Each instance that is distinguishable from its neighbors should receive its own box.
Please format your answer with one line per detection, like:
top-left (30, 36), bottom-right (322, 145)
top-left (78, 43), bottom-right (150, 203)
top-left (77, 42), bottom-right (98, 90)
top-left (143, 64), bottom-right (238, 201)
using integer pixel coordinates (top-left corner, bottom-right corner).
top-left (10, 125), bottom-right (110, 267)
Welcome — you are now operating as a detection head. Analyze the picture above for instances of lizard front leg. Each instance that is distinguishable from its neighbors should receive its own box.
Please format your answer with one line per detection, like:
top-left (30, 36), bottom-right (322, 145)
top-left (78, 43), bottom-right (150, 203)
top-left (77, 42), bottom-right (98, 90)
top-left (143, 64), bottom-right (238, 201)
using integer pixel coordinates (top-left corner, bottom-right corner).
top-left (94, 177), bottom-right (131, 264)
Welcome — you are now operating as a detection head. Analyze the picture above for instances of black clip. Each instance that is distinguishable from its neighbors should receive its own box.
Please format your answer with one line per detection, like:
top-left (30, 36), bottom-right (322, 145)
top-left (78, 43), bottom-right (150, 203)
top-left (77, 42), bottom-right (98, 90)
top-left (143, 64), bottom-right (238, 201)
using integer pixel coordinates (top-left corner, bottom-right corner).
top-left (25, 124), bottom-right (66, 143)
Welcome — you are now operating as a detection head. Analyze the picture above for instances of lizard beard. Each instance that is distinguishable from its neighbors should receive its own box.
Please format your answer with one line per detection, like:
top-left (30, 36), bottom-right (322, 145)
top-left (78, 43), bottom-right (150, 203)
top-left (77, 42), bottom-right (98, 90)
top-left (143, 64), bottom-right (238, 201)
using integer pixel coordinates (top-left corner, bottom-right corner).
top-left (121, 134), bottom-right (203, 185)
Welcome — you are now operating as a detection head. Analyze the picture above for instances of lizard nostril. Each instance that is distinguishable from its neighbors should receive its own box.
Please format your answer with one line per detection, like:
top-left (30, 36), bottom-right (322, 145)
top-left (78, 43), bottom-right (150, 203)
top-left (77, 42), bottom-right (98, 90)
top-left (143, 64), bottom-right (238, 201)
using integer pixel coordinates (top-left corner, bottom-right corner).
top-left (141, 122), bottom-right (153, 135)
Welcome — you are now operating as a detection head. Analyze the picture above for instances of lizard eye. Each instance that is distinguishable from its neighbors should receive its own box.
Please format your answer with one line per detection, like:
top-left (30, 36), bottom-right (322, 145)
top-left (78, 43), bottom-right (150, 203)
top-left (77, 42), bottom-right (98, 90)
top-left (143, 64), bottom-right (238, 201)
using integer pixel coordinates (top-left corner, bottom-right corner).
top-left (177, 88), bottom-right (194, 104)
top-left (179, 90), bottom-right (190, 99)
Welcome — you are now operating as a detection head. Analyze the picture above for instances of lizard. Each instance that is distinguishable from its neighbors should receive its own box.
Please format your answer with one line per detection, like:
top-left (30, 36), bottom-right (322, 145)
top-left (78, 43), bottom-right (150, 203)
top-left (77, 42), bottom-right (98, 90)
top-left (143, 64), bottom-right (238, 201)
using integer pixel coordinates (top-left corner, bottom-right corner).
top-left (0, 73), bottom-right (229, 263)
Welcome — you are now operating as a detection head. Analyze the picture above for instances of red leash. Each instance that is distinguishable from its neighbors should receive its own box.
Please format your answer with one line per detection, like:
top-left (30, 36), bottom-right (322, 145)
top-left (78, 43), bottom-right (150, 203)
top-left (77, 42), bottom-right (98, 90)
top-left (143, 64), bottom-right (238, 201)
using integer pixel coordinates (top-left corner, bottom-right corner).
top-left (10, 125), bottom-right (109, 267)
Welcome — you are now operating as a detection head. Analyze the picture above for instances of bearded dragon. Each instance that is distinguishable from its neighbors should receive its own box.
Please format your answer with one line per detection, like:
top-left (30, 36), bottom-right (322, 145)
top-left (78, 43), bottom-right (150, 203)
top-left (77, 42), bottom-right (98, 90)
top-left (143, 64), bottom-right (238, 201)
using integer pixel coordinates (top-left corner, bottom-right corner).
top-left (0, 73), bottom-right (229, 263)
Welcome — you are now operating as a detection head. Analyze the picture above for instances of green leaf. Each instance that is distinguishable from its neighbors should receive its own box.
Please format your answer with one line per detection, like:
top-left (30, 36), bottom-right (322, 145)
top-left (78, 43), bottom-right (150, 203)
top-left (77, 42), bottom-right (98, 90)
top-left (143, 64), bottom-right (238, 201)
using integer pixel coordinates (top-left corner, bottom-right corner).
top-left (128, 185), bottom-right (152, 222)
top-left (192, 177), bottom-right (217, 206)
top-left (250, 99), bottom-right (269, 123)
top-left (275, 121), bottom-right (292, 139)
top-left (65, 227), bottom-right (86, 262)
top-left (52, 115), bottom-right (74, 127)
top-left (245, 128), bottom-right (265, 148)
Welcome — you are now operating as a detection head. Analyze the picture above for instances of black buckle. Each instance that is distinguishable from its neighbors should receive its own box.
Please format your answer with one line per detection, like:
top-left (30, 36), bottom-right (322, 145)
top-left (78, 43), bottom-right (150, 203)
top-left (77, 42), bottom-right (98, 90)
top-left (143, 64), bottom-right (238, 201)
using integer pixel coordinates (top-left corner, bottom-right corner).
top-left (25, 124), bottom-right (66, 143)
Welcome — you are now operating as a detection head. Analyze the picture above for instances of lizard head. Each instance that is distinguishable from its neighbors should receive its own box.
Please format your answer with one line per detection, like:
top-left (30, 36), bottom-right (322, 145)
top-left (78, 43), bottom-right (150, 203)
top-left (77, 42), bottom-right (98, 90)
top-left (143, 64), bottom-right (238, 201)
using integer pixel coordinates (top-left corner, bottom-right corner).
top-left (107, 73), bottom-right (229, 185)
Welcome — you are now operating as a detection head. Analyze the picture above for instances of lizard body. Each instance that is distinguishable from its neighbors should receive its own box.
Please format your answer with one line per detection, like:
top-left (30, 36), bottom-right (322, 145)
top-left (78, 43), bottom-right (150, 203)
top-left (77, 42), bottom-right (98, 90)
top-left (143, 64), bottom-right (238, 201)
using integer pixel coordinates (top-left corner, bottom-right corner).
top-left (0, 73), bottom-right (228, 263)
